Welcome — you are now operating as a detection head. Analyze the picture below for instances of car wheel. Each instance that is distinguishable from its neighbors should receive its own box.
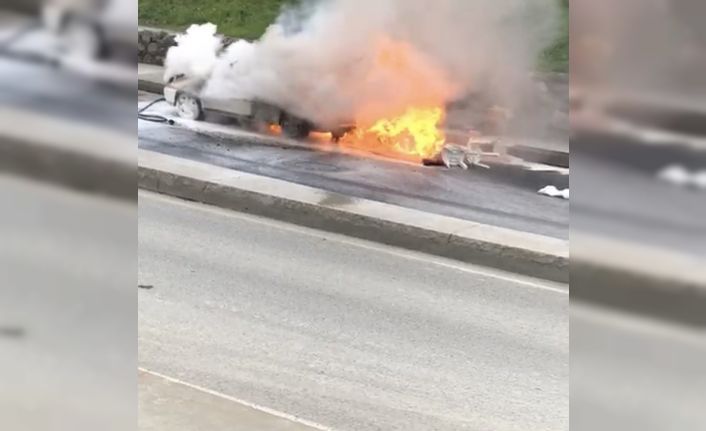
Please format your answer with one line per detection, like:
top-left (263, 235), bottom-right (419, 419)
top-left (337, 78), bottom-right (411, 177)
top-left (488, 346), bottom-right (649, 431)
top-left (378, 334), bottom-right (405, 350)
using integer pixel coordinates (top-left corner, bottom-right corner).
top-left (331, 128), bottom-right (348, 142)
top-left (251, 108), bottom-right (273, 134)
top-left (176, 93), bottom-right (204, 120)
top-left (281, 116), bottom-right (311, 139)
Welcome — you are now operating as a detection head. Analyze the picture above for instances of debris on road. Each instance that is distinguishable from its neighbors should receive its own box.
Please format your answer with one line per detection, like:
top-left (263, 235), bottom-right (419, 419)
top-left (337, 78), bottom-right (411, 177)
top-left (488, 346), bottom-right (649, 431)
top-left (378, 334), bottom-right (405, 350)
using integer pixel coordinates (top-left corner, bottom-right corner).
top-left (423, 132), bottom-right (501, 169)
top-left (538, 185), bottom-right (569, 199)
top-left (440, 144), bottom-right (470, 169)
top-left (657, 164), bottom-right (706, 190)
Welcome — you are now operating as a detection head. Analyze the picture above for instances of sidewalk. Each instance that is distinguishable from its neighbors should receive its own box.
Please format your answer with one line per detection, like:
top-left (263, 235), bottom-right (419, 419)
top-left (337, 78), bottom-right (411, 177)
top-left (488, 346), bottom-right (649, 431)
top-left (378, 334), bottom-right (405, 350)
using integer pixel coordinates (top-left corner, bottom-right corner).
top-left (139, 370), bottom-right (327, 431)
top-left (138, 63), bottom-right (165, 95)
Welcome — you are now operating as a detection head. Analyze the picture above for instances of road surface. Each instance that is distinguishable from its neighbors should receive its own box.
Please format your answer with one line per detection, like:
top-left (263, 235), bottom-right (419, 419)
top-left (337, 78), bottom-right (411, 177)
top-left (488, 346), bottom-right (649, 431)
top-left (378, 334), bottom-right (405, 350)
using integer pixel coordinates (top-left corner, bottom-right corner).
top-left (138, 190), bottom-right (569, 431)
top-left (0, 56), bottom-right (135, 134)
top-left (0, 11), bottom-right (135, 134)
top-left (571, 302), bottom-right (706, 431)
top-left (137, 97), bottom-right (570, 239)
top-left (571, 133), bottom-right (706, 256)
top-left (0, 175), bottom-right (135, 431)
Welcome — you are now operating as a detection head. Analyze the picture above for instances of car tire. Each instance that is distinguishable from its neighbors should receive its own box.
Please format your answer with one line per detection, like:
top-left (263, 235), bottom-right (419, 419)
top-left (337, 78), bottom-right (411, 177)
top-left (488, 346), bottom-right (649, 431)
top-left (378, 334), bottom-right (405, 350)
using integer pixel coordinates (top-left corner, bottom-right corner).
top-left (251, 108), bottom-right (273, 134)
top-left (176, 93), bottom-right (204, 120)
top-left (331, 128), bottom-right (348, 142)
top-left (281, 116), bottom-right (311, 139)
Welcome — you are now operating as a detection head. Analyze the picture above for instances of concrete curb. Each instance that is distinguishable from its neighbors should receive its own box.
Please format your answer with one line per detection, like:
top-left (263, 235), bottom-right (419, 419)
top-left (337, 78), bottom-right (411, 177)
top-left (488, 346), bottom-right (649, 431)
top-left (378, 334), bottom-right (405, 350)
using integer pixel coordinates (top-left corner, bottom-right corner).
top-left (507, 145), bottom-right (569, 168)
top-left (138, 149), bottom-right (569, 282)
top-left (138, 78), bottom-right (165, 96)
top-left (0, 106), bottom-right (135, 200)
top-left (571, 233), bottom-right (706, 326)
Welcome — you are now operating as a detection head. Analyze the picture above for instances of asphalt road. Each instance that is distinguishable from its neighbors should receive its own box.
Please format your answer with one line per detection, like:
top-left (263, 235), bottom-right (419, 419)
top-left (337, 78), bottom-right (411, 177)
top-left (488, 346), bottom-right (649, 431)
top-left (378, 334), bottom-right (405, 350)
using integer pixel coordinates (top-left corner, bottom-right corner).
top-left (571, 302), bottom-right (706, 431)
top-left (0, 12), bottom-right (135, 134)
top-left (138, 190), bottom-right (569, 431)
top-left (0, 175), bottom-right (135, 430)
top-left (137, 103), bottom-right (570, 239)
top-left (0, 57), bottom-right (136, 133)
top-left (571, 135), bottom-right (706, 256)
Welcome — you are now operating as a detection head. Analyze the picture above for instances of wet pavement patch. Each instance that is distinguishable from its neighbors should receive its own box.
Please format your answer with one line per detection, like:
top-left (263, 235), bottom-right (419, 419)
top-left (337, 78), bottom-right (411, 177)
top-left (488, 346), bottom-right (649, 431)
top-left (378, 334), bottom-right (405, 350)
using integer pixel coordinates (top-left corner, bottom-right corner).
top-left (284, 158), bottom-right (348, 173)
top-left (139, 125), bottom-right (569, 238)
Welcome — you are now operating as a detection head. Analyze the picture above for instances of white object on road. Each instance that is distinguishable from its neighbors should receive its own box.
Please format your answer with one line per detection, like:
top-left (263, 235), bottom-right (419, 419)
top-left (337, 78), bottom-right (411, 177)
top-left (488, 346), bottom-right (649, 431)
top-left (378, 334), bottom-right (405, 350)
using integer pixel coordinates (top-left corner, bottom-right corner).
top-left (695, 172), bottom-right (706, 189)
top-left (658, 164), bottom-right (690, 186)
top-left (657, 164), bottom-right (706, 190)
top-left (441, 144), bottom-right (469, 169)
top-left (538, 185), bottom-right (569, 199)
top-left (440, 141), bottom-right (499, 169)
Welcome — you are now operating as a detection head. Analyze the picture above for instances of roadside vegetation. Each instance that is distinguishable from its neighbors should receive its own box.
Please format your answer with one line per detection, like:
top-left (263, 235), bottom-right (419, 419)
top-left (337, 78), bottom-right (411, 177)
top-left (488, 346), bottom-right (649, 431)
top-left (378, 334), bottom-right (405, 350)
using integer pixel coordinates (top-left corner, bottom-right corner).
top-left (138, 0), bottom-right (298, 39)
top-left (539, 0), bottom-right (569, 73)
top-left (138, 0), bottom-right (568, 72)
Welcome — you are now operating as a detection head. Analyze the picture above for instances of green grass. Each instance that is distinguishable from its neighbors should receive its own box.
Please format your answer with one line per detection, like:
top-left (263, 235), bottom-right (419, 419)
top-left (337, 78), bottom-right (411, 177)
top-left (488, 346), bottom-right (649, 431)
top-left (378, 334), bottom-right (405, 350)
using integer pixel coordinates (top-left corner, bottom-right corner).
top-left (138, 0), bottom-right (295, 39)
top-left (139, 0), bottom-right (568, 72)
top-left (539, 0), bottom-right (569, 73)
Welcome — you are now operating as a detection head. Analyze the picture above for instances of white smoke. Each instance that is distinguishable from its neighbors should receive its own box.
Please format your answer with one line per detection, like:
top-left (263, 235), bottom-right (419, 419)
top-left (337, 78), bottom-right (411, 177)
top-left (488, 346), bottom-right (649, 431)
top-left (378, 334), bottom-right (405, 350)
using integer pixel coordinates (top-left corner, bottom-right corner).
top-left (164, 0), bottom-right (559, 128)
top-left (163, 23), bottom-right (222, 83)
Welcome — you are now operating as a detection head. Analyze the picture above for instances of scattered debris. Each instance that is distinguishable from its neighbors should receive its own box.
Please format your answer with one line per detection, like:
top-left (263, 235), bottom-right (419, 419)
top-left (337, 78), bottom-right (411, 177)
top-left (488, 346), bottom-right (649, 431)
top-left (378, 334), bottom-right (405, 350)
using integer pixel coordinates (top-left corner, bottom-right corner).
top-left (657, 165), bottom-right (706, 190)
top-left (138, 284), bottom-right (154, 290)
top-left (461, 134), bottom-right (501, 168)
top-left (421, 155), bottom-right (445, 166)
top-left (424, 134), bottom-right (501, 169)
top-left (441, 144), bottom-right (470, 169)
top-left (538, 185), bottom-right (569, 199)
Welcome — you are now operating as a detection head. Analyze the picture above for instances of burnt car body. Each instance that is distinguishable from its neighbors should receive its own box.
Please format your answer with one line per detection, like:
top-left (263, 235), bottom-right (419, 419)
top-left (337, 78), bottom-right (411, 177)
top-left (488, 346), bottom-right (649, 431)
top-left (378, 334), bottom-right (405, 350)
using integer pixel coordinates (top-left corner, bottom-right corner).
top-left (164, 76), bottom-right (352, 140)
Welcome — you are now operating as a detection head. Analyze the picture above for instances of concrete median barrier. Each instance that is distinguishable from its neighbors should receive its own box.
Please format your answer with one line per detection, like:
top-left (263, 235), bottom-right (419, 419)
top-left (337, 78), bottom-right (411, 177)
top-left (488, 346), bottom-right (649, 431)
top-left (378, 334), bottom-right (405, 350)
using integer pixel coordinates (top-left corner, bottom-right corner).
top-left (138, 149), bottom-right (569, 282)
top-left (0, 106), bottom-right (135, 199)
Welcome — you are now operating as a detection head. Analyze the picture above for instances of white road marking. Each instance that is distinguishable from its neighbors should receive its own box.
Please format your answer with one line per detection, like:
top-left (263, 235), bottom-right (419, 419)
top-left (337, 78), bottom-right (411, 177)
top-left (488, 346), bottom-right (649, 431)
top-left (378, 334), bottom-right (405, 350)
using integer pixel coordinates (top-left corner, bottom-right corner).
top-left (139, 190), bottom-right (568, 294)
top-left (139, 367), bottom-right (336, 431)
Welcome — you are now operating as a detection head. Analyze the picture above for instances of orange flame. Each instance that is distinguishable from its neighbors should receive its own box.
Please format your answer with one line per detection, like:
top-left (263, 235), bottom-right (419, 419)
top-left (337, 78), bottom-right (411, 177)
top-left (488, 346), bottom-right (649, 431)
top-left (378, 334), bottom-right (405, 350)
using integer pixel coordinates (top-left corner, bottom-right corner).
top-left (267, 35), bottom-right (451, 161)
top-left (335, 36), bottom-right (450, 161)
top-left (309, 131), bottom-right (333, 142)
top-left (339, 106), bottom-right (446, 160)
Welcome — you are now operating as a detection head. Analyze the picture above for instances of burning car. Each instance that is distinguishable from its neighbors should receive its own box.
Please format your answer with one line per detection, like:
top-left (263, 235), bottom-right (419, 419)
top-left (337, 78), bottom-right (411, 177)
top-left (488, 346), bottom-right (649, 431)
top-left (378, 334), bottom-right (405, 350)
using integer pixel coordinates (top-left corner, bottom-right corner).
top-left (164, 74), bottom-right (352, 140)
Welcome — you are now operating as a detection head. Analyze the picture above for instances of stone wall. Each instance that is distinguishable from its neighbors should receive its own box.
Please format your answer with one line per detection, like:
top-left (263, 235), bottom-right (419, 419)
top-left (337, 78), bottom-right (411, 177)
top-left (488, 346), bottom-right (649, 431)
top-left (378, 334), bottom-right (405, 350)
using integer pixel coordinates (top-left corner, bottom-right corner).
top-left (138, 27), bottom-right (239, 66)
top-left (138, 28), bottom-right (176, 66)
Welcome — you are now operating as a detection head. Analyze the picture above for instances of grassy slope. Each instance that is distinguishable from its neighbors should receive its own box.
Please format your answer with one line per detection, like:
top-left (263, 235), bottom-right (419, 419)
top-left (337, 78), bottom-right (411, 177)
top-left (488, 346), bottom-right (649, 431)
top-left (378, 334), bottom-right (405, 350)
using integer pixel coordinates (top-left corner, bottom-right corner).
top-left (138, 0), bottom-right (295, 39)
top-left (539, 0), bottom-right (569, 73)
top-left (139, 0), bottom-right (568, 72)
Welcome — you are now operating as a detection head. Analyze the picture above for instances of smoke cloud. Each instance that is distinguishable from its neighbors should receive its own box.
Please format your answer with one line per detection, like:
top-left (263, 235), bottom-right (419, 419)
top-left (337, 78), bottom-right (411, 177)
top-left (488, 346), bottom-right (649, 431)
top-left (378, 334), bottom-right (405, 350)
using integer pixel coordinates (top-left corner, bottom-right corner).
top-left (165, 0), bottom-right (559, 128)
top-left (163, 23), bottom-right (222, 83)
